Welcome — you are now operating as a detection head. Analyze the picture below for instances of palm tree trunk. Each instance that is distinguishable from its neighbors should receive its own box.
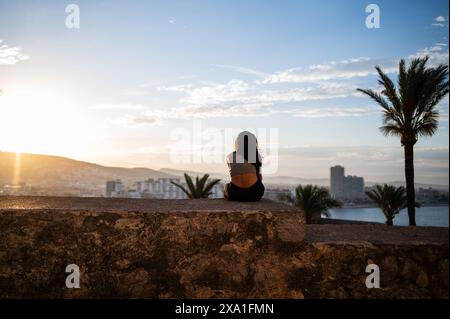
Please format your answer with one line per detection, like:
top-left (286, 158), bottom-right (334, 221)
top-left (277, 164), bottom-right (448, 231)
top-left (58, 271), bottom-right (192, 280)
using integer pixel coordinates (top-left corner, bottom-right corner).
top-left (404, 144), bottom-right (416, 226)
top-left (306, 211), bottom-right (319, 224)
top-left (306, 212), bottom-right (312, 224)
top-left (386, 218), bottom-right (393, 226)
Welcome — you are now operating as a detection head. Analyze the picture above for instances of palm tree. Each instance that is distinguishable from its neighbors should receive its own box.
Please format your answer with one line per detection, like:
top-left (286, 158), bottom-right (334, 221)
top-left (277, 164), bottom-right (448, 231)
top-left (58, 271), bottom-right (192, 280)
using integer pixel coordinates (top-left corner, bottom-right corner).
top-left (170, 173), bottom-right (221, 199)
top-left (365, 184), bottom-right (407, 226)
top-left (357, 56), bottom-right (449, 226)
top-left (284, 184), bottom-right (342, 223)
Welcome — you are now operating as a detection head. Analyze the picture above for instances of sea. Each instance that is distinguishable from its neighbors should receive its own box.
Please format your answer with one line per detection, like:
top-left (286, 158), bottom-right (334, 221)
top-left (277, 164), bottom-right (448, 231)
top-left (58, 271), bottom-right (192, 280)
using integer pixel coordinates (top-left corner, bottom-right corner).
top-left (327, 205), bottom-right (449, 227)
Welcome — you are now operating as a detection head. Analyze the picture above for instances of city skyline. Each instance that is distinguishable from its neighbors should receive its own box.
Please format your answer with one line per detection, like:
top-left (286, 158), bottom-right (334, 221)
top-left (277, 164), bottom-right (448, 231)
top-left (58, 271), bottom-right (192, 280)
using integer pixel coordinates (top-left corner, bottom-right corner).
top-left (0, 0), bottom-right (449, 185)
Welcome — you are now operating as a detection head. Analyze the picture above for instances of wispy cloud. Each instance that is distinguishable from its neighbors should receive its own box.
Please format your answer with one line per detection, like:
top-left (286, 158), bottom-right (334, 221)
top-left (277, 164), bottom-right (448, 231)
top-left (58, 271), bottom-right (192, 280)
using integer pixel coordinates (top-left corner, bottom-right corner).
top-left (177, 103), bottom-right (275, 118)
top-left (113, 43), bottom-right (448, 122)
top-left (111, 111), bottom-right (165, 126)
top-left (260, 57), bottom-right (398, 84)
top-left (409, 44), bottom-right (449, 66)
top-left (111, 103), bottom-right (274, 126)
top-left (91, 103), bottom-right (146, 110)
top-left (286, 107), bottom-right (378, 118)
top-left (260, 44), bottom-right (449, 84)
top-left (111, 103), bottom-right (376, 126)
top-left (168, 17), bottom-right (177, 24)
top-left (124, 76), bottom-right (197, 96)
top-left (159, 80), bottom-right (360, 108)
top-left (157, 84), bottom-right (194, 92)
top-left (214, 64), bottom-right (269, 78)
top-left (124, 113), bottom-right (160, 125)
top-left (432, 16), bottom-right (448, 27)
top-left (123, 89), bottom-right (150, 96)
top-left (0, 40), bottom-right (29, 65)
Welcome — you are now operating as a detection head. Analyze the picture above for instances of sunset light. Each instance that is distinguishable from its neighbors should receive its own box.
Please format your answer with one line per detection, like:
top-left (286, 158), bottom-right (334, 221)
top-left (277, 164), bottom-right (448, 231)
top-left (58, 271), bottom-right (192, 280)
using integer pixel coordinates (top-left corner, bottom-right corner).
top-left (0, 0), bottom-right (448, 307)
top-left (0, 88), bottom-right (90, 157)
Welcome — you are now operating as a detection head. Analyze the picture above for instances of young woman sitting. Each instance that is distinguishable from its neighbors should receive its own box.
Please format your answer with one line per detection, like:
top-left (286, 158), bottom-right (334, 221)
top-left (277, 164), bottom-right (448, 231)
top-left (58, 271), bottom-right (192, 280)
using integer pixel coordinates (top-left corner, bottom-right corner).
top-left (224, 131), bottom-right (265, 201)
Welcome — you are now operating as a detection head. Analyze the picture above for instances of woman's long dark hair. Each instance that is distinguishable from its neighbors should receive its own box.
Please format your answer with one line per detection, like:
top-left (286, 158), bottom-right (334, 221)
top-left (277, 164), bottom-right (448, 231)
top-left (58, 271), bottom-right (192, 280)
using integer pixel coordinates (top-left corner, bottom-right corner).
top-left (234, 131), bottom-right (262, 174)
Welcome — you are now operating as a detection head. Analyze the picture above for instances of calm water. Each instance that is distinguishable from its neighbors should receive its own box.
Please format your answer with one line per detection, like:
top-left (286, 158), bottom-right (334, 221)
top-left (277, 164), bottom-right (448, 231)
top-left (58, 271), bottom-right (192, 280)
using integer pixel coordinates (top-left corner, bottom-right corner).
top-left (328, 205), bottom-right (449, 227)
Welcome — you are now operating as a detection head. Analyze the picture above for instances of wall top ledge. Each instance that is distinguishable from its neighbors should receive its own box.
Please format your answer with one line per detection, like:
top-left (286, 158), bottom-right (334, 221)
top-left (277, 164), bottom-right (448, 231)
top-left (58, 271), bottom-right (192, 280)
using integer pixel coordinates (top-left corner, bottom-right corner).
top-left (0, 196), bottom-right (299, 213)
top-left (1, 196), bottom-right (447, 246)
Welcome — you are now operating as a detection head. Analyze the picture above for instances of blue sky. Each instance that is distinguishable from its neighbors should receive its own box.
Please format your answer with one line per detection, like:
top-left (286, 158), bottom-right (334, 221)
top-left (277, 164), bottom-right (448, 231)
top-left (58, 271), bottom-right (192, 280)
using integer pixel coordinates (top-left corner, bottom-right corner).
top-left (0, 0), bottom-right (449, 184)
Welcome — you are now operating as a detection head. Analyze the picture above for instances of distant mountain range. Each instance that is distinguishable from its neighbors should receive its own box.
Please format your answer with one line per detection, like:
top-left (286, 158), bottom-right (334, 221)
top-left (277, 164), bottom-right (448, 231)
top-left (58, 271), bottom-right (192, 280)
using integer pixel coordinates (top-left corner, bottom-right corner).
top-left (0, 151), bottom-right (448, 195)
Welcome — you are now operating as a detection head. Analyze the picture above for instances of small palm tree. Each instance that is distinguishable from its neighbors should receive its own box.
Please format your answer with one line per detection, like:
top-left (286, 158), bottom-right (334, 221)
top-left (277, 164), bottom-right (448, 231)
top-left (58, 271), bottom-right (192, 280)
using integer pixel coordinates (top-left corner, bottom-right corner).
top-left (358, 57), bottom-right (449, 226)
top-left (365, 184), bottom-right (408, 226)
top-left (170, 173), bottom-right (221, 199)
top-left (284, 185), bottom-right (342, 223)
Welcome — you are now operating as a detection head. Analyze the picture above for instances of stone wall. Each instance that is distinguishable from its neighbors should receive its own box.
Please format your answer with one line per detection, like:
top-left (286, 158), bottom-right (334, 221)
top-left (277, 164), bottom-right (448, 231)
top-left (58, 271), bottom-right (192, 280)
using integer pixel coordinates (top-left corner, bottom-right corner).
top-left (0, 196), bottom-right (448, 299)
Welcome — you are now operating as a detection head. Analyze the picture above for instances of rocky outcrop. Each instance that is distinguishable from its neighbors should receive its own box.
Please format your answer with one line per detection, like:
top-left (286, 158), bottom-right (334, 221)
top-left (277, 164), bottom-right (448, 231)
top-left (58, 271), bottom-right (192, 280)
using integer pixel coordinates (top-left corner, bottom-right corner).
top-left (0, 196), bottom-right (448, 299)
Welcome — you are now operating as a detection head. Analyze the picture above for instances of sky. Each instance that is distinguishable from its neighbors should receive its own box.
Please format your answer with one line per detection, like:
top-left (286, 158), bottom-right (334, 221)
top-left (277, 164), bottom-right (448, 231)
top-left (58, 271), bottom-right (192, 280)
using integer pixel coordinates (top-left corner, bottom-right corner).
top-left (0, 0), bottom-right (449, 185)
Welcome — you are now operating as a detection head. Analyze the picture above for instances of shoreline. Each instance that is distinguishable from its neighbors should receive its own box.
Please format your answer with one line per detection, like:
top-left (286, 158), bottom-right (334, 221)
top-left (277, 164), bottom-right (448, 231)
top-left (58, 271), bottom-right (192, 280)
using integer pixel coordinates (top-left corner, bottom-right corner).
top-left (340, 203), bottom-right (449, 209)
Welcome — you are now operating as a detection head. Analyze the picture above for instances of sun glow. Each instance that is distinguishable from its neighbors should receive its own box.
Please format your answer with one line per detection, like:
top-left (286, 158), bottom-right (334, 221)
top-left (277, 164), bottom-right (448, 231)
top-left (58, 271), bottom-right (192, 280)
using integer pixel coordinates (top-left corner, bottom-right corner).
top-left (0, 88), bottom-right (90, 157)
top-left (12, 152), bottom-right (21, 185)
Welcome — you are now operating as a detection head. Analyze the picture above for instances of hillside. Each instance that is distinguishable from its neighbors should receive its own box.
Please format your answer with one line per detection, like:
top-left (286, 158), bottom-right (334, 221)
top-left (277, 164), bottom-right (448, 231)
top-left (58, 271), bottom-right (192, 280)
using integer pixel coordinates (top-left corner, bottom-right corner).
top-left (0, 151), bottom-right (174, 195)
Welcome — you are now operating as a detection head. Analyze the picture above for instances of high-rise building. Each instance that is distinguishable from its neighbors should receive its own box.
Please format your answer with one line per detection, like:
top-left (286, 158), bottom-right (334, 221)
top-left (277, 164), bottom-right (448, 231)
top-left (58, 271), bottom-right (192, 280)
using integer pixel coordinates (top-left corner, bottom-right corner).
top-left (344, 175), bottom-right (365, 200)
top-left (330, 165), bottom-right (345, 199)
top-left (105, 180), bottom-right (124, 197)
top-left (330, 166), bottom-right (364, 201)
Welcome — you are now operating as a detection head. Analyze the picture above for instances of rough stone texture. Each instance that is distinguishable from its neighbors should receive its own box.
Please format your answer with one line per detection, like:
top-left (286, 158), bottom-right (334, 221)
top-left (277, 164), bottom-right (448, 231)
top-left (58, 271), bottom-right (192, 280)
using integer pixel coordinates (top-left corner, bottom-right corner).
top-left (0, 196), bottom-right (448, 299)
top-left (0, 196), bottom-right (298, 212)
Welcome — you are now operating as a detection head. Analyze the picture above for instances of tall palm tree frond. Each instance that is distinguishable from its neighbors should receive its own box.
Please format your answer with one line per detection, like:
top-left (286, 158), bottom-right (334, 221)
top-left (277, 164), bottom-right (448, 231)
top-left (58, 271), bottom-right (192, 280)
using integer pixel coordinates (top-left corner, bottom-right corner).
top-left (365, 184), bottom-right (407, 225)
top-left (294, 184), bottom-right (342, 223)
top-left (171, 173), bottom-right (221, 199)
top-left (202, 178), bottom-right (222, 197)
